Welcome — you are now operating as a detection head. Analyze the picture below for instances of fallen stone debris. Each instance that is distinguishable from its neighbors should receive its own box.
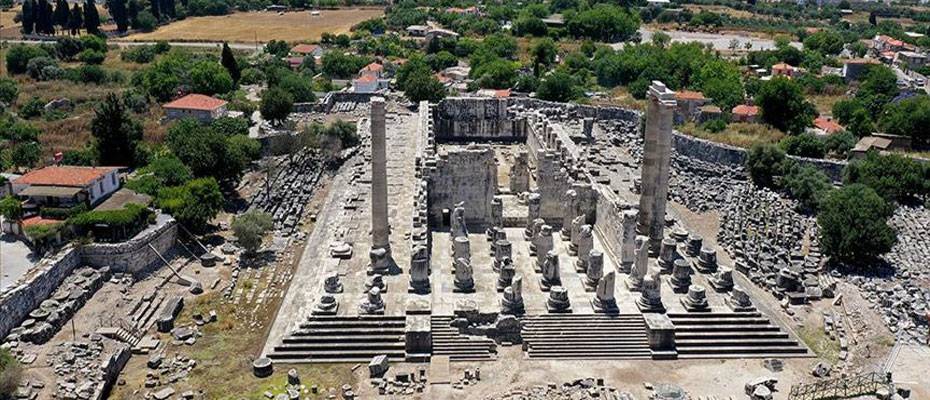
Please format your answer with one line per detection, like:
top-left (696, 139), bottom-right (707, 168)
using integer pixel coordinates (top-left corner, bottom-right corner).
top-left (482, 378), bottom-right (637, 400)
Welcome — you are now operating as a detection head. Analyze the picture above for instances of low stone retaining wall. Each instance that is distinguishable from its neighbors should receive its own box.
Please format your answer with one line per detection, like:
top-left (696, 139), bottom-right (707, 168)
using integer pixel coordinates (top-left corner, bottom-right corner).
top-left (672, 132), bottom-right (848, 182)
top-left (93, 345), bottom-right (132, 400)
top-left (0, 245), bottom-right (82, 339)
top-left (81, 213), bottom-right (178, 275)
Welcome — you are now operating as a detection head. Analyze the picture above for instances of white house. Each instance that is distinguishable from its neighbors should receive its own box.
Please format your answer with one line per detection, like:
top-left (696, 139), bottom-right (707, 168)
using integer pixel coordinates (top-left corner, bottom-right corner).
top-left (13, 166), bottom-right (121, 207)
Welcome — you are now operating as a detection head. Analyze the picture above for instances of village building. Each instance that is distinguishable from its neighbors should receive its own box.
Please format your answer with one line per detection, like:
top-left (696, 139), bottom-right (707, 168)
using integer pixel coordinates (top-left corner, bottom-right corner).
top-left (731, 104), bottom-right (760, 123)
top-left (163, 94), bottom-right (229, 123)
top-left (13, 166), bottom-right (121, 209)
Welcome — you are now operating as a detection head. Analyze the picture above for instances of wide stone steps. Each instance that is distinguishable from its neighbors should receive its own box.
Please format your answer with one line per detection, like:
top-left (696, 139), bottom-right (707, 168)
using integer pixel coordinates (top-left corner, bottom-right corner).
top-left (522, 314), bottom-right (651, 360)
top-left (268, 316), bottom-right (405, 363)
top-left (430, 316), bottom-right (497, 362)
top-left (668, 312), bottom-right (809, 359)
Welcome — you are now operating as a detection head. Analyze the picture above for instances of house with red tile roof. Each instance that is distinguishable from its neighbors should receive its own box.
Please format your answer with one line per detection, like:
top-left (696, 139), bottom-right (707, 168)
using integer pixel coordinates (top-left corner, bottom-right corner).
top-left (290, 44), bottom-right (323, 57)
top-left (674, 90), bottom-right (710, 123)
top-left (359, 62), bottom-right (384, 78)
top-left (13, 166), bottom-right (121, 207)
top-left (731, 104), bottom-right (760, 123)
top-left (810, 116), bottom-right (844, 136)
top-left (772, 62), bottom-right (801, 79)
top-left (163, 94), bottom-right (229, 123)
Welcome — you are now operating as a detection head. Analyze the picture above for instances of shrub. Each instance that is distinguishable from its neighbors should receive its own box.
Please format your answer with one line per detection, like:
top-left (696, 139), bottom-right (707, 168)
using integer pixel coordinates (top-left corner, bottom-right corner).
top-left (40, 203), bottom-right (89, 220)
top-left (19, 96), bottom-right (45, 119)
top-left (0, 196), bottom-right (23, 219)
top-left (844, 151), bottom-right (928, 202)
top-left (80, 35), bottom-right (107, 53)
top-left (156, 177), bottom-right (223, 231)
top-left (65, 65), bottom-right (107, 84)
top-left (24, 221), bottom-right (64, 242)
top-left (0, 348), bottom-right (23, 397)
top-left (701, 118), bottom-right (727, 133)
top-left (823, 131), bottom-right (856, 158)
top-left (135, 10), bottom-right (157, 31)
top-left (239, 68), bottom-right (265, 85)
top-left (26, 57), bottom-right (59, 80)
top-left (6, 45), bottom-right (50, 75)
top-left (818, 184), bottom-right (897, 265)
top-left (121, 45), bottom-right (158, 63)
top-left (0, 77), bottom-right (18, 105)
top-left (55, 37), bottom-right (84, 60)
top-left (78, 49), bottom-right (106, 65)
top-left (69, 203), bottom-right (153, 240)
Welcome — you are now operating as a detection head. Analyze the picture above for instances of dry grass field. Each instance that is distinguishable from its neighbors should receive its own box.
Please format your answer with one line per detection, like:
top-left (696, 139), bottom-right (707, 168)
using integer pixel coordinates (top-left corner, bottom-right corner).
top-left (680, 121), bottom-right (786, 149)
top-left (1, 6), bottom-right (21, 29)
top-left (125, 8), bottom-right (384, 43)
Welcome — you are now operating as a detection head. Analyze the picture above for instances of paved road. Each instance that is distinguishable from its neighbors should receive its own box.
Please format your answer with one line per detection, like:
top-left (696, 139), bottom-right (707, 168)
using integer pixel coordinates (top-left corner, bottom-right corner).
top-left (0, 228), bottom-right (38, 294)
top-left (616, 27), bottom-right (803, 52)
top-left (2, 38), bottom-right (261, 50)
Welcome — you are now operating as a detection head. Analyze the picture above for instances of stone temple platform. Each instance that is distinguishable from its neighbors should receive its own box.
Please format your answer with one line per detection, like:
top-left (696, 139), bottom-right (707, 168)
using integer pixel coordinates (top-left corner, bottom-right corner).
top-left (262, 93), bottom-right (812, 365)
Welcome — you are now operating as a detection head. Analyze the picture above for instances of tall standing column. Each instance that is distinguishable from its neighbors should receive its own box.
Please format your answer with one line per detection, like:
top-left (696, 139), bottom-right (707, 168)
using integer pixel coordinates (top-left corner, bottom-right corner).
top-left (369, 97), bottom-right (393, 274)
top-left (637, 81), bottom-right (677, 254)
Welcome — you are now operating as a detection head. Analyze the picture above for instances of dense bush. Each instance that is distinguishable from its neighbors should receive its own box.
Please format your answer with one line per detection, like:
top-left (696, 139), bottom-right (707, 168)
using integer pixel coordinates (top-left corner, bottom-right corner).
top-left (156, 177), bottom-right (224, 231)
top-left (69, 203), bottom-right (153, 240)
top-left (5, 45), bottom-right (50, 75)
top-left (0, 77), bottom-right (18, 105)
top-left (231, 210), bottom-right (273, 254)
top-left (78, 49), bottom-right (106, 65)
top-left (844, 151), bottom-right (929, 202)
top-left (782, 162), bottom-right (832, 212)
top-left (26, 57), bottom-right (61, 81)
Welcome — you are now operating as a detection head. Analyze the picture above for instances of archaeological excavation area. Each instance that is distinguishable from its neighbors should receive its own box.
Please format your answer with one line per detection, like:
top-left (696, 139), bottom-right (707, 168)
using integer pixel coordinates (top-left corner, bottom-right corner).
top-left (261, 84), bottom-right (817, 381)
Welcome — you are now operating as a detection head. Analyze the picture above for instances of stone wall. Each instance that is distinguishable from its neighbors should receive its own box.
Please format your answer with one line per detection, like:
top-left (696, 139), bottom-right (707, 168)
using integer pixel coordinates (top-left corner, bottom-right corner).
top-left (92, 344), bottom-right (131, 400)
top-left (427, 145), bottom-right (498, 227)
top-left (671, 132), bottom-right (847, 182)
top-left (593, 189), bottom-right (628, 262)
top-left (0, 245), bottom-right (81, 339)
top-left (81, 212), bottom-right (178, 275)
top-left (433, 98), bottom-right (529, 141)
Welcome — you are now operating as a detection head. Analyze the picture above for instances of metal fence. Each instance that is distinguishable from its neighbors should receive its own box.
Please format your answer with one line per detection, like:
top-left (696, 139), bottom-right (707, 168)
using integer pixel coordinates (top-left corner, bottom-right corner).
top-left (788, 372), bottom-right (892, 400)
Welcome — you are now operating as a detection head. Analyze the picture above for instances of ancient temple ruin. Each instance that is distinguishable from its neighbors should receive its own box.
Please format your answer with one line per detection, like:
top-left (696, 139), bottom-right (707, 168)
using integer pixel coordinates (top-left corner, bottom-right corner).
top-left (263, 82), bottom-right (811, 366)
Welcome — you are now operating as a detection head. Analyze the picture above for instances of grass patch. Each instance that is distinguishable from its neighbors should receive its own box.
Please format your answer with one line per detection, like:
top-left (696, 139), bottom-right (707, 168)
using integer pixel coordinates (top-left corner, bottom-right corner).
top-left (797, 323), bottom-right (840, 364)
top-left (679, 121), bottom-right (785, 149)
top-left (810, 94), bottom-right (845, 116)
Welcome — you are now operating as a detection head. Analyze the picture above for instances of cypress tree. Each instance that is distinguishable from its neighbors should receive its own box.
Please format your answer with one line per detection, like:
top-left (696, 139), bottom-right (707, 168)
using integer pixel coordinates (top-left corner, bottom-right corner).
top-left (84, 0), bottom-right (100, 34)
top-left (128, 0), bottom-right (139, 28)
top-left (109, 0), bottom-right (129, 32)
top-left (163, 0), bottom-right (175, 19)
top-left (21, 0), bottom-right (35, 35)
top-left (68, 3), bottom-right (84, 35)
top-left (221, 42), bottom-right (241, 83)
top-left (149, 0), bottom-right (160, 21)
top-left (53, 0), bottom-right (69, 30)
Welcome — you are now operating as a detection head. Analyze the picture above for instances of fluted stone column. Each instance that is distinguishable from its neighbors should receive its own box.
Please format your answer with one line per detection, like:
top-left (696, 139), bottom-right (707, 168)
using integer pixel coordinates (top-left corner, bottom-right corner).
top-left (620, 210), bottom-right (637, 273)
top-left (637, 82), bottom-right (677, 254)
top-left (369, 97), bottom-right (394, 274)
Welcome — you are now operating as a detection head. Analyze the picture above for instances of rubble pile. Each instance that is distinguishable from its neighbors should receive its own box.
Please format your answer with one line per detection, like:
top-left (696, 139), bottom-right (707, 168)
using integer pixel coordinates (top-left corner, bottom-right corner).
top-left (144, 352), bottom-right (198, 392)
top-left (372, 367), bottom-right (428, 396)
top-left (47, 337), bottom-right (128, 400)
top-left (5, 267), bottom-right (111, 345)
top-left (249, 148), bottom-right (325, 237)
top-left (483, 378), bottom-right (636, 400)
top-left (717, 185), bottom-right (828, 303)
top-left (847, 205), bottom-right (930, 344)
top-left (669, 157), bottom-right (745, 212)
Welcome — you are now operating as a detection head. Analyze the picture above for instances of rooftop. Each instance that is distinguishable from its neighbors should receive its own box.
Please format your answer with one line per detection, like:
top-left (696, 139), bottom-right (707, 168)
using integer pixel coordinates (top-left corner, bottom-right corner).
top-left (290, 44), bottom-right (321, 54)
top-left (163, 94), bottom-right (228, 111)
top-left (676, 90), bottom-right (706, 101)
top-left (813, 116), bottom-right (844, 134)
top-left (732, 104), bottom-right (759, 116)
top-left (15, 166), bottom-right (119, 188)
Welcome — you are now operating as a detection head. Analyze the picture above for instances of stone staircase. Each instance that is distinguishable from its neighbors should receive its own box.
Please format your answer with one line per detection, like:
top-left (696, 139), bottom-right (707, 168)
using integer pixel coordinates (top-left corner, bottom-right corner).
top-left (668, 312), bottom-right (809, 359)
top-left (522, 314), bottom-right (652, 360)
top-left (430, 316), bottom-right (497, 361)
top-left (267, 316), bottom-right (406, 363)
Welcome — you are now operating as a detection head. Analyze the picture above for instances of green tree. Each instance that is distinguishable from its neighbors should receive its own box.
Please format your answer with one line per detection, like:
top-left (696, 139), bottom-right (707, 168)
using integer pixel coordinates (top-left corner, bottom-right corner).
top-left (260, 87), bottom-right (293, 125)
top-left (165, 118), bottom-right (227, 178)
top-left (126, 153), bottom-right (193, 195)
top-left (536, 70), bottom-right (581, 102)
top-left (402, 70), bottom-right (446, 103)
top-left (321, 52), bottom-right (369, 79)
top-left (211, 116), bottom-right (249, 136)
top-left (782, 162), bottom-right (832, 212)
top-left (221, 42), bottom-right (241, 83)
top-left (274, 72), bottom-right (315, 102)
top-left (857, 65), bottom-right (899, 116)
top-left (530, 38), bottom-right (557, 77)
top-left (693, 59), bottom-right (744, 113)
top-left (231, 210), bottom-right (273, 254)
top-left (779, 133), bottom-right (826, 158)
top-left (802, 30), bottom-right (845, 55)
top-left (53, 0), bottom-right (69, 30)
top-left (818, 184), bottom-right (896, 265)
top-left (565, 3), bottom-right (640, 42)
top-left (91, 93), bottom-right (143, 167)
top-left (844, 151), bottom-right (927, 202)
top-left (746, 143), bottom-right (786, 188)
top-left (513, 15), bottom-right (547, 37)
top-left (190, 60), bottom-right (234, 95)
top-left (472, 58), bottom-right (517, 89)
top-left (878, 95), bottom-right (930, 146)
top-left (755, 77), bottom-right (816, 134)
top-left (157, 177), bottom-right (223, 231)
top-left (108, 0), bottom-right (129, 32)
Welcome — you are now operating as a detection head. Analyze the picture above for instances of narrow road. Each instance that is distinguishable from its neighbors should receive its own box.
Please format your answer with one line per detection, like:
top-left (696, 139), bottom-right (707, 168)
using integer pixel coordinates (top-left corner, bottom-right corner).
top-left (2, 38), bottom-right (262, 50)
